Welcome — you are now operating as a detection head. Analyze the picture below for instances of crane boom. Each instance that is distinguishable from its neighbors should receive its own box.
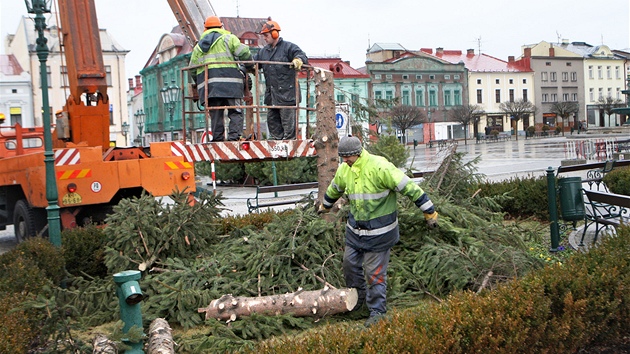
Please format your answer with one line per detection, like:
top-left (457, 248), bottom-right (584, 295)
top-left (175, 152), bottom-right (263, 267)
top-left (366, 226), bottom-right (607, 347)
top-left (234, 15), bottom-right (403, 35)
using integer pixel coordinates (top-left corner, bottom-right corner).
top-left (167, 0), bottom-right (216, 46)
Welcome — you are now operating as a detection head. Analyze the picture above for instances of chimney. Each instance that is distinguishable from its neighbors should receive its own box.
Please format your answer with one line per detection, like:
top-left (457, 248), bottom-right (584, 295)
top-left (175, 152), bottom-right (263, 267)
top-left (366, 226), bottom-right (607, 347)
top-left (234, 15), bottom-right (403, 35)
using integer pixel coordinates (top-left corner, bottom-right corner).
top-left (436, 47), bottom-right (444, 56)
top-left (508, 56), bottom-right (515, 63)
top-left (549, 47), bottom-right (555, 57)
top-left (524, 47), bottom-right (532, 58)
top-left (466, 49), bottom-right (475, 56)
top-left (135, 75), bottom-right (142, 90)
top-left (128, 78), bottom-right (134, 90)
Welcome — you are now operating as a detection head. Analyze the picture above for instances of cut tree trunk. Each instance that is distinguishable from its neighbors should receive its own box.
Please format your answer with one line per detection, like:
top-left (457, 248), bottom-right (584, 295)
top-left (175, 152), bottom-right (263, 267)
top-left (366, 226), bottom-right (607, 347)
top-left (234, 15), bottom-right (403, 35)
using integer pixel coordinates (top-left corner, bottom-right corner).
top-left (92, 333), bottom-right (117, 354)
top-left (147, 318), bottom-right (175, 354)
top-left (198, 286), bottom-right (357, 322)
top-left (312, 68), bottom-right (338, 200)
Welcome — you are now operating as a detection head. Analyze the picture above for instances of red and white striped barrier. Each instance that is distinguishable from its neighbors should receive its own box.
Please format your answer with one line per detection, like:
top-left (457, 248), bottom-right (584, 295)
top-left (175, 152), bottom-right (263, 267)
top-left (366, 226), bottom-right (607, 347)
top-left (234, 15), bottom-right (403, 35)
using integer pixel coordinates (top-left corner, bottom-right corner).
top-left (169, 140), bottom-right (317, 162)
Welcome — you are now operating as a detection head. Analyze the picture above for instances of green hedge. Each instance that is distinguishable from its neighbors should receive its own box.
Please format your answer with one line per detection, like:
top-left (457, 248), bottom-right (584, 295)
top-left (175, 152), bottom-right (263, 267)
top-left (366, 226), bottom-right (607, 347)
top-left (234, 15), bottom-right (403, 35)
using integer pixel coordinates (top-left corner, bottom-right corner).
top-left (603, 165), bottom-right (630, 195)
top-left (476, 176), bottom-right (550, 220)
top-left (251, 225), bottom-right (630, 353)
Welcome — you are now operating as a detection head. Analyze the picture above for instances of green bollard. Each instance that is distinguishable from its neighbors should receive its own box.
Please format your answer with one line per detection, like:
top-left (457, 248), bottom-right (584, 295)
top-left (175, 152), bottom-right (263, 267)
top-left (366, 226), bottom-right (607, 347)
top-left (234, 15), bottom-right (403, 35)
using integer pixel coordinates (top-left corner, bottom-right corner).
top-left (546, 167), bottom-right (560, 252)
top-left (113, 270), bottom-right (145, 353)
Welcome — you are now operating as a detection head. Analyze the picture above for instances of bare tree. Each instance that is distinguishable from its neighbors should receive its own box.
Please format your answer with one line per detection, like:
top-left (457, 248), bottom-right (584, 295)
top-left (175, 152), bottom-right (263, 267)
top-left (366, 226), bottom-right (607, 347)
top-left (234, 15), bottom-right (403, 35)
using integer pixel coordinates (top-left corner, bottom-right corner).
top-left (550, 101), bottom-right (579, 136)
top-left (448, 104), bottom-right (484, 145)
top-left (388, 105), bottom-right (425, 144)
top-left (499, 99), bottom-right (537, 141)
top-left (597, 96), bottom-right (624, 127)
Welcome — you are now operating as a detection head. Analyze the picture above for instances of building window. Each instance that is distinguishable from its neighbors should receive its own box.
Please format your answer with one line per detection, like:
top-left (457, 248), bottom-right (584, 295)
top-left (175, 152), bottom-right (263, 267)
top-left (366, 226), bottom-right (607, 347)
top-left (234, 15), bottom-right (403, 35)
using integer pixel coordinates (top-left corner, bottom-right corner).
top-left (61, 66), bottom-right (69, 87)
top-left (589, 88), bottom-right (594, 101)
top-left (509, 78), bottom-right (514, 84)
top-left (385, 74), bottom-right (392, 80)
top-left (572, 93), bottom-right (578, 101)
top-left (523, 78), bottom-right (527, 84)
top-left (598, 87), bottom-right (603, 98)
top-left (106, 65), bottom-right (112, 86)
top-left (375, 74), bottom-right (381, 80)
top-left (550, 72), bottom-right (557, 82)
top-left (541, 72), bottom-right (548, 81)
top-left (618, 87), bottom-right (622, 99)
top-left (495, 89), bottom-right (501, 103)
top-left (454, 90), bottom-right (461, 105)
top-left (454, 74), bottom-right (460, 80)
top-left (546, 62), bottom-right (551, 66)
top-left (597, 66), bottom-right (602, 79)
top-left (415, 90), bottom-right (425, 106)
top-left (509, 89), bottom-right (514, 102)
top-left (402, 74), bottom-right (409, 80)
top-left (429, 75), bottom-right (435, 80)
top-left (385, 90), bottom-right (393, 100)
top-left (563, 93), bottom-right (569, 101)
top-left (523, 89), bottom-right (528, 102)
top-left (571, 72), bottom-right (577, 81)
top-left (476, 89), bottom-right (483, 104)
top-left (375, 90), bottom-right (382, 100)
top-left (444, 75), bottom-right (450, 80)
top-left (542, 93), bottom-right (548, 102)
top-left (608, 87), bottom-right (612, 97)
top-left (402, 90), bottom-right (410, 105)
top-left (429, 90), bottom-right (437, 106)
top-left (336, 93), bottom-right (345, 103)
top-left (562, 72), bottom-right (568, 81)
top-left (551, 93), bottom-right (557, 102)
top-left (444, 90), bottom-right (452, 106)
top-left (477, 78), bottom-right (482, 84)
top-left (12, 89), bottom-right (17, 94)
top-left (416, 74), bottom-right (422, 80)
top-left (566, 62), bottom-right (572, 66)
top-left (615, 66), bottom-right (621, 79)
top-left (589, 66), bottom-right (593, 79)
top-left (495, 79), bottom-right (500, 84)
top-left (606, 66), bottom-right (611, 79)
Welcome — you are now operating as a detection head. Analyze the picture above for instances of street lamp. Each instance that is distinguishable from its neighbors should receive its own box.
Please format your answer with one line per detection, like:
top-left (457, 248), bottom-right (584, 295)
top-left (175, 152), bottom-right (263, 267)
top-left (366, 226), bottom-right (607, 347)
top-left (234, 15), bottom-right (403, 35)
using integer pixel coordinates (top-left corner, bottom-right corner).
top-left (161, 81), bottom-right (181, 141)
top-left (121, 121), bottom-right (129, 146)
top-left (134, 109), bottom-right (145, 145)
top-left (25, 0), bottom-right (61, 246)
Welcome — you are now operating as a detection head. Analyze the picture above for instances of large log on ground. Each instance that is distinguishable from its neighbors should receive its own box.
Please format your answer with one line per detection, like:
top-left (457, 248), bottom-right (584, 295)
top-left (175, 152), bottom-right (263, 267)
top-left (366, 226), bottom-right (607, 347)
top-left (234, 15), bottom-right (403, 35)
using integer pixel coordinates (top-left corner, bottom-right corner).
top-left (92, 333), bottom-right (117, 353)
top-left (147, 318), bottom-right (175, 354)
top-left (198, 286), bottom-right (357, 322)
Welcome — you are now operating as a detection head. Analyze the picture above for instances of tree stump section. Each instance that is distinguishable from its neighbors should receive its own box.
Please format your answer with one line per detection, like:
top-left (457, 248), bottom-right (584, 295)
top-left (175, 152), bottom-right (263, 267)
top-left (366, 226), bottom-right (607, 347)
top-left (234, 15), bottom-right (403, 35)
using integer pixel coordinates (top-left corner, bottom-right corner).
top-left (198, 286), bottom-right (357, 322)
top-left (147, 318), bottom-right (175, 354)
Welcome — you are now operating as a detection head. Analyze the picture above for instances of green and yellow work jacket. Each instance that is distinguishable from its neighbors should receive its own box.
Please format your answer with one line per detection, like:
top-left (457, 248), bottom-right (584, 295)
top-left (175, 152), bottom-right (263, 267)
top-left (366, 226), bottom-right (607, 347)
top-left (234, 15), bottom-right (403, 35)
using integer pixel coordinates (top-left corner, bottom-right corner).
top-left (323, 150), bottom-right (435, 252)
top-left (189, 28), bottom-right (252, 99)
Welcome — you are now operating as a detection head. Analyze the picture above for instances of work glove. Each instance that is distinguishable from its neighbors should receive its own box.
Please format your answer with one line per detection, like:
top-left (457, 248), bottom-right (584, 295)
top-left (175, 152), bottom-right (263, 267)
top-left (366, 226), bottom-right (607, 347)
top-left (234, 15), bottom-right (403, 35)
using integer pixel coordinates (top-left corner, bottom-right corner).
top-left (316, 203), bottom-right (330, 215)
top-left (290, 58), bottom-right (303, 71)
top-left (424, 211), bottom-right (438, 229)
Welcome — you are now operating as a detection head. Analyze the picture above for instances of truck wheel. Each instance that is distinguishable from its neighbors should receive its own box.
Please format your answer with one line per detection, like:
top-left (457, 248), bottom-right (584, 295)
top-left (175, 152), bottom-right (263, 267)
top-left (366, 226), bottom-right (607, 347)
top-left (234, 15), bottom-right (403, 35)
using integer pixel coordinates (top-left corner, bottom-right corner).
top-left (14, 200), bottom-right (36, 243)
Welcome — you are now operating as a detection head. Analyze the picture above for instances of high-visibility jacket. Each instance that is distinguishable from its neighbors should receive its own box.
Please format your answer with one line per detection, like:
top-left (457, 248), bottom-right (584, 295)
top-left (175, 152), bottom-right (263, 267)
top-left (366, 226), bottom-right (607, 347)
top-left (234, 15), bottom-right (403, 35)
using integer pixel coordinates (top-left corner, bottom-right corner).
top-left (323, 150), bottom-right (435, 252)
top-left (189, 28), bottom-right (252, 99)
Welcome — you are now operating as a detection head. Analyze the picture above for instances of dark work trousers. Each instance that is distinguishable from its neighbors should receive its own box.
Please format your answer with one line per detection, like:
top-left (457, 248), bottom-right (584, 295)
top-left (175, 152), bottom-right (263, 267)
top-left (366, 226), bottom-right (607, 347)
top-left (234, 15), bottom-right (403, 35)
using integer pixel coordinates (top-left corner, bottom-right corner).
top-left (343, 245), bottom-right (390, 317)
top-left (208, 97), bottom-right (243, 141)
top-left (266, 107), bottom-right (296, 140)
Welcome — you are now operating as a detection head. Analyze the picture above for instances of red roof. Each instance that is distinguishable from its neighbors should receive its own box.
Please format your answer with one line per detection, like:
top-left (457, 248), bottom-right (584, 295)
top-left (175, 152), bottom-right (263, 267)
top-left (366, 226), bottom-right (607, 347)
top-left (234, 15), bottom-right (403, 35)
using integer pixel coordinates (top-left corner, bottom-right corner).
top-left (423, 49), bottom-right (531, 72)
top-left (300, 57), bottom-right (369, 79)
top-left (0, 55), bottom-right (24, 76)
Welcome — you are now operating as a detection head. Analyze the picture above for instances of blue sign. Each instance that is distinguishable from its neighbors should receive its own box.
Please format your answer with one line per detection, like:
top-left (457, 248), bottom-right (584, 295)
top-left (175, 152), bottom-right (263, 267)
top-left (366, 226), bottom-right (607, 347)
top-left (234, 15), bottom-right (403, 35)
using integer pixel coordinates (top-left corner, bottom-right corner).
top-left (335, 113), bottom-right (344, 129)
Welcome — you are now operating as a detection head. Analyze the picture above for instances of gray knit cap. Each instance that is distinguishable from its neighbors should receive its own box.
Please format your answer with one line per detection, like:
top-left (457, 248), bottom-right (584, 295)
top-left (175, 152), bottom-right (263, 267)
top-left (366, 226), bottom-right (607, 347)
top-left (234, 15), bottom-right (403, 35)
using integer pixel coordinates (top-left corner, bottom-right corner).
top-left (338, 136), bottom-right (363, 157)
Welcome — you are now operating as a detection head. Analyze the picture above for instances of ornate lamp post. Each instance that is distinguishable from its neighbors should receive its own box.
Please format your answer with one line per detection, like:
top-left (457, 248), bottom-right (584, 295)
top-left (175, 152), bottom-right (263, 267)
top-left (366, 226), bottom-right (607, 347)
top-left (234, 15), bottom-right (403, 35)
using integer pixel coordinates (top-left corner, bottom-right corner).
top-left (25, 0), bottom-right (61, 246)
top-left (134, 109), bottom-right (145, 146)
top-left (121, 121), bottom-right (129, 146)
top-left (160, 81), bottom-right (181, 141)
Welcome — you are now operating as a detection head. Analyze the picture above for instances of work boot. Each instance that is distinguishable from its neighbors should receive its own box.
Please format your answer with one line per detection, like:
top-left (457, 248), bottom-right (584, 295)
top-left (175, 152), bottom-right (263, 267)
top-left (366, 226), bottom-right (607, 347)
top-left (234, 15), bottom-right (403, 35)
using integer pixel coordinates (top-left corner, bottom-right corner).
top-left (364, 313), bottom-right (386, 328)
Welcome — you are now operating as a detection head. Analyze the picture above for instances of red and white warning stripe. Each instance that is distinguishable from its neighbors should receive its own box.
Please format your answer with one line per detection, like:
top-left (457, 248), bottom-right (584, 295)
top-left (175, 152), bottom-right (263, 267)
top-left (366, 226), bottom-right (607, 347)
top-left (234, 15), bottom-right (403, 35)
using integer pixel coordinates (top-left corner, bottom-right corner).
top-left (170, 140), bottom-right (317, 162)
top-left (54, 148), bottom-right (80, 166)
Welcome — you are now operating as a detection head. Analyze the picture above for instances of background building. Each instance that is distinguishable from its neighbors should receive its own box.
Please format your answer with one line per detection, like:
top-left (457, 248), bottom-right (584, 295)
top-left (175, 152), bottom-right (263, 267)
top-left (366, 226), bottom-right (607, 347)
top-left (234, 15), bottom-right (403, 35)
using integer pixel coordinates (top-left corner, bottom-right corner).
top-left (0, 54), bottom-right (33, 127)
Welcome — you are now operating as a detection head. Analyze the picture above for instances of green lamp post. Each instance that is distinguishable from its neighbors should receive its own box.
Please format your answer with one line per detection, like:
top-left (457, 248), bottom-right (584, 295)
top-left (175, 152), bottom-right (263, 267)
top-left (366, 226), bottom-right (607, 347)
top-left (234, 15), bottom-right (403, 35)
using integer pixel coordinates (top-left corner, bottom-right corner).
top-left (161, 81), bottom-right (181, 141)
top-left (25, 0), bottom-right (61, 246)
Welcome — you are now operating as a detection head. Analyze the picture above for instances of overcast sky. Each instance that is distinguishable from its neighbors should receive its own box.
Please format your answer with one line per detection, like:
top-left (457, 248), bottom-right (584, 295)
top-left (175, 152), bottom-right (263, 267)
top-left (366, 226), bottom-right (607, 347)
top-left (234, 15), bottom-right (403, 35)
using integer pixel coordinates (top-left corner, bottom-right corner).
top-left (2, 0), bottom-right (629, 79)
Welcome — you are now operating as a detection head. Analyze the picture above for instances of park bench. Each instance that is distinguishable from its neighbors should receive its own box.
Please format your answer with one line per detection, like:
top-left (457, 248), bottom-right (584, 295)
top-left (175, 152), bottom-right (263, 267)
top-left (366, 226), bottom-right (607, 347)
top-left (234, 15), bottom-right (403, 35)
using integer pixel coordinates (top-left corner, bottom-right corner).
top-left (580, 189), bottom-right (630, 246)
top-left (247, 182), bottom-right (318, 213)
top-left (582, 160), bottom-right (614, 192)
top-left (428, 139), bottom-right (454, 148)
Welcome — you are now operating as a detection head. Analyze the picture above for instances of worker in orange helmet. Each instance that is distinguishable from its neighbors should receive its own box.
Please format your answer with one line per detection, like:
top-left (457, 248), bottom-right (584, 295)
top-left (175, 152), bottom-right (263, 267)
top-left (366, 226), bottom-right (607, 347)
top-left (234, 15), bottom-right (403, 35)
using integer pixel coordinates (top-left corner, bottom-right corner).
top-left (253, 18), bottom-right (308, 140)
top-left (189, 16), bottom-right (252, 141)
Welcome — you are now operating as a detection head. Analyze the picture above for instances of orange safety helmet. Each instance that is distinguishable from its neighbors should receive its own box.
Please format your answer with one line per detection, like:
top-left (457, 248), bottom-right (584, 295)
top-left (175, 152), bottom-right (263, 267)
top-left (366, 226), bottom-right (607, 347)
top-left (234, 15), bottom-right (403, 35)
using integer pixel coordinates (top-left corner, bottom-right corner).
top-left (259, 18), bottom-right (281, 39)
top-left (204, 16), bottom-right (222, 29)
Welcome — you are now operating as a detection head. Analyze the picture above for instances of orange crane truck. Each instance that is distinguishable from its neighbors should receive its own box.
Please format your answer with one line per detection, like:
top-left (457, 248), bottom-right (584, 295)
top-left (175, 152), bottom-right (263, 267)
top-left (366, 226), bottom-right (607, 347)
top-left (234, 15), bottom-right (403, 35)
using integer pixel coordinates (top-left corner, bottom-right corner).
top-left (0, 0), bottom-right (196, 242)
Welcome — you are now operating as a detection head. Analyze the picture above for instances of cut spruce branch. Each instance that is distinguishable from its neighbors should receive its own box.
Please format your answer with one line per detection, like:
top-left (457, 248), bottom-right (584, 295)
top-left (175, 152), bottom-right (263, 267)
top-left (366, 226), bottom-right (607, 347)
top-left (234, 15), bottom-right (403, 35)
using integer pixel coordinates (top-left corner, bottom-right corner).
top-left (198, 286), bottom-right (357, 322)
